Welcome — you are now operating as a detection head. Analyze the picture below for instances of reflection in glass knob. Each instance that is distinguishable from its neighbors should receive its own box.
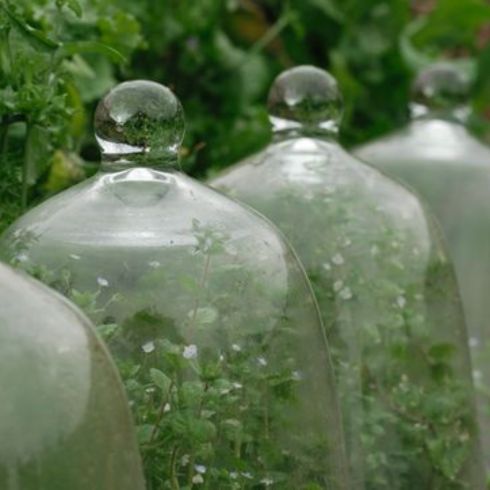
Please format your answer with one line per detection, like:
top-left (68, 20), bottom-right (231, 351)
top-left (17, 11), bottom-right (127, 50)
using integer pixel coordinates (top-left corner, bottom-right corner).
top-left (267, 65), bottom-right (343, 136)
top-left (411, 62), bottom-right (471, 119)
top-left (95, 80), bottom-right (185, 164)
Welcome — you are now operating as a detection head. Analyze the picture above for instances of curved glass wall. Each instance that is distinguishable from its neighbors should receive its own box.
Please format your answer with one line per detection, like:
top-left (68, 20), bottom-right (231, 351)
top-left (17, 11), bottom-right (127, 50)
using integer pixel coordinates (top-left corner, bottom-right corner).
top-left (1, 81), bottom-right (350, 489)
top-left (0, 261), bottom-right (145, 490)
top-left (211, 65), bottom-right (485, 490)
top-left (355, 62), bottom-right (490, 474)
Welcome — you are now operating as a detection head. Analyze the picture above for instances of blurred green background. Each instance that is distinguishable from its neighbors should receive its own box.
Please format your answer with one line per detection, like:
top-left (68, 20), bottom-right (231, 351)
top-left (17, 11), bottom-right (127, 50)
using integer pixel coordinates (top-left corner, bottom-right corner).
top-left (2, 0), bottom-right (490, 232)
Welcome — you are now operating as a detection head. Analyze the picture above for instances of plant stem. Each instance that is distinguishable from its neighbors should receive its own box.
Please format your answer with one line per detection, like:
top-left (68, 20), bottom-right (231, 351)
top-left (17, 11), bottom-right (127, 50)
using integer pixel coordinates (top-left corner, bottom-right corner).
top-left (188, 253), bottom-right (212, 332)
top-left (187, 381), bottom-right (209, 486)
top-left (263, 382), bottom-right (270, 440)
top-left (247, 11), bottom-right (291, 60)
top-left (169, 445), bottom-right (180, 490)
top-left (149, 380), bottom-right (174, 444)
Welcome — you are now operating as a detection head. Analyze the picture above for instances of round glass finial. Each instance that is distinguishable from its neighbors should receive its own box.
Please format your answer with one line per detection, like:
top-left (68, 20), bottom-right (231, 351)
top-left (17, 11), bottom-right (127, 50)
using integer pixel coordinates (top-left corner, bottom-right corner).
top-left (95, 80), bottom-right (185, 164)
top-left (267, 65), bottom-right (343, 136)
top-left (410, 62), bottom-right (471, 119)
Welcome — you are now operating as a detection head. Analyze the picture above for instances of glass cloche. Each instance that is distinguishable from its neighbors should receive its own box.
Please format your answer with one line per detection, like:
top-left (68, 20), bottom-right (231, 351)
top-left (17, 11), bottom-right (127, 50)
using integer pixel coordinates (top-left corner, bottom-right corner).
top-left (0, 81), bottom-right (350, 489)
top-left (355, 61), bottom-right (490, 475)
top-left (0, 261), bottom-right (145, 489)
top-left (210, 65), bottom-right (486, 489)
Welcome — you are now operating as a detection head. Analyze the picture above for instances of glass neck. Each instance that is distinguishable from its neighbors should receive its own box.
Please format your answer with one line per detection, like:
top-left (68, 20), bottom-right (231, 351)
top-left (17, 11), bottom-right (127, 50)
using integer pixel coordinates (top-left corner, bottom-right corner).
top-left (272, 126), bottom-right (339, 143)
top-left (409, 103), bottom-right (470, 125)
top-left (99, 152), bottom-right (180, 173)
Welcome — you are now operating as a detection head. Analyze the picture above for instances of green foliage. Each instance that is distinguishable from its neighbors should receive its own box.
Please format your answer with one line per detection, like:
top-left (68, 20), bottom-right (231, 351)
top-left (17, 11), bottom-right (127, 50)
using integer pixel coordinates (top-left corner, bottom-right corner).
top-left (6, 220), bottom-right (343, 489)
top-left (3, 0), bottom-right (490, 234)
top-left (0, 0), bottom-right (142, 229)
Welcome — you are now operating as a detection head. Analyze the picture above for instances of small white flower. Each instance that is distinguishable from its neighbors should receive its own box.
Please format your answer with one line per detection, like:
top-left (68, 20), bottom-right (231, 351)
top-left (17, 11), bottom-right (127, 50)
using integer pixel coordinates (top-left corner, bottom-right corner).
top-left (69, 254), bottom-right (81, 260)
top-left (220, 388), bottom-right (231, 395)
top-left (332, 253), bottom-right (344, 266)
top-left (231, 344), bottom-right (242, 352)
top-left (242, 472), bottom-right (253, 479)
top-left (396, 296), bottom-right (406, 309)
top-left (181, 455), bottom-right (190, 466)
top-left (232, 382), bottom-right (243, 389)
top-left (257, 357), bottom-right (268, 367)
top-left (148, 260), bottom-right (161, 268)
top-left (192, 474), bottom-right (204, 484)
top-left (183, 344), bottom-right (198, 359)
top-left (339, 287), bottom-right (353, 300)
top-left (219, 354), bottom-right (225, 362)
top-left (230, 472), bottom-right (238, 480)
top-left (322, 262), bottom-right (332, 271)
top-left (292, 370), bottom-right (302, 381)
top-left (97, 277), bottom-right (109, 287)
top-left (469, 337), bottom-right (479, 349)
top-left (164, 403), bottom-right (171, 413)
top-left (333, 280), bottom-right (344, 292)
top-left (145, 387), bottom-right (155, 394)
top-left (261, 478), bottom-right (274, 486)
top-left (195, 465), bottom-right (207, 474)
top-left (141, 341), bottom-right (155, 354)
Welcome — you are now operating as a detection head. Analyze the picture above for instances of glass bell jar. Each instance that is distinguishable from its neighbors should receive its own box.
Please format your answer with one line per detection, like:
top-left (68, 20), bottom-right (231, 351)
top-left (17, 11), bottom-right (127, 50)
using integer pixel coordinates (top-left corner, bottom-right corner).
top-left (355, 62), bottom-right (490, 472)
top-left (0, 81), bottom-right (350, 489)
top-left (210, 65), bottom-right (486, 490)
top-left (0, 261), bottom-right (145, 490)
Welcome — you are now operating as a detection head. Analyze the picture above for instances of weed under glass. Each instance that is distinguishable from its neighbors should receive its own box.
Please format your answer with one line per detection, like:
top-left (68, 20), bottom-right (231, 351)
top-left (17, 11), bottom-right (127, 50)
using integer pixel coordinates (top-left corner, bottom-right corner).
top-left (0, 261), bottom-right (145, 490)
top-left (355, 63), bottom-right (490, 477)
top-left (1, 81), bottom-right (350, 490)
top-left (211, 65), bottom-right (485, 490)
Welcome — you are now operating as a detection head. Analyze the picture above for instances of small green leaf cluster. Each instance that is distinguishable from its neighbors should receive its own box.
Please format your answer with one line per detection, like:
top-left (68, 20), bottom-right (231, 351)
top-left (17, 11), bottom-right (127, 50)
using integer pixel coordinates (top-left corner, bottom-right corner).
top-left (222, 165), bottom-right (480, 489)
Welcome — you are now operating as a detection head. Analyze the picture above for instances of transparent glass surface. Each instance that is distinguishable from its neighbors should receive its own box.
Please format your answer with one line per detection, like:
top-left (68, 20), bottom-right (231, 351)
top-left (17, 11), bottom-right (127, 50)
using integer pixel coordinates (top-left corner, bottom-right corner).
top-left (355, 62), bottom-right (490, 473)
top-left (0, 261), bottom-right (145, 490)
top-left (0, 81), bottom-right (350, 490)
top-left (211, 65), bottom-right (485, 490)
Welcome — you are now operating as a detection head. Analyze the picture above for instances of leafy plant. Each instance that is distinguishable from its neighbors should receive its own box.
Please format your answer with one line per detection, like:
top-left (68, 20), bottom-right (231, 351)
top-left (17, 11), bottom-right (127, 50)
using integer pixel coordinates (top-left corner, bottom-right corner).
top-left (212, 139), bottom-right (483, 489)
top-left (0, 0), bottom-right (141, 229)
top-left (4, 218), bottom-right (347, 489)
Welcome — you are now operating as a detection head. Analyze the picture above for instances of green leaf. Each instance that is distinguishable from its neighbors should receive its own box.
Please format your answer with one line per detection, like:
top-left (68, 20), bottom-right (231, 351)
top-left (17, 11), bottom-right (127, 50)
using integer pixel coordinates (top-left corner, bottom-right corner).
top-left (66, 0), bottom-right (82, 18)
top-left (2, 6), bottom-right (59, 52)
top-left (189, 418), bottom-right (217, 443)
top-left (428, 342), bottom-right (456, 362)
top-left (399, 18), bottom-right (434, 72)
top-left (137, 424), bottom-right (155, 444)
top-left (59, 41), bottom-right (126, 65)
top-left (191, 306), bottom-right (219, 325)
top-left (309, 0), bottom-right (345, 23)
top-left (150, 368), bottom-right (172, 393)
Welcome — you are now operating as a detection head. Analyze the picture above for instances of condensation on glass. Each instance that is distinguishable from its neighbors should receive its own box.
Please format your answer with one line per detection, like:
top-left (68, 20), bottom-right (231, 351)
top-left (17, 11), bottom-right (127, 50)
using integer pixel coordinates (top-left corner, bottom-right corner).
top-left (0, 261), bottom-right (145, 490)
top-left (355, 61), bottom-right (490, 477)
top-left (0, 81), bottom-right (350, 489)
top-left (211, 65), bottom-right (486, 490)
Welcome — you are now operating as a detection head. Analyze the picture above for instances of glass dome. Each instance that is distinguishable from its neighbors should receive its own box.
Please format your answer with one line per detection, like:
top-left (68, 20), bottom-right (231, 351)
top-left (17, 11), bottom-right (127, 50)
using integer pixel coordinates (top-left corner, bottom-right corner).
top-left (0, 81), bottom-right (350, 489)
top-left (210, 65), bottom-right (486, 489)
top-left (355, 61), bottom-right (490, 476)
top-left (0, 261), bottom-right (145, 490)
